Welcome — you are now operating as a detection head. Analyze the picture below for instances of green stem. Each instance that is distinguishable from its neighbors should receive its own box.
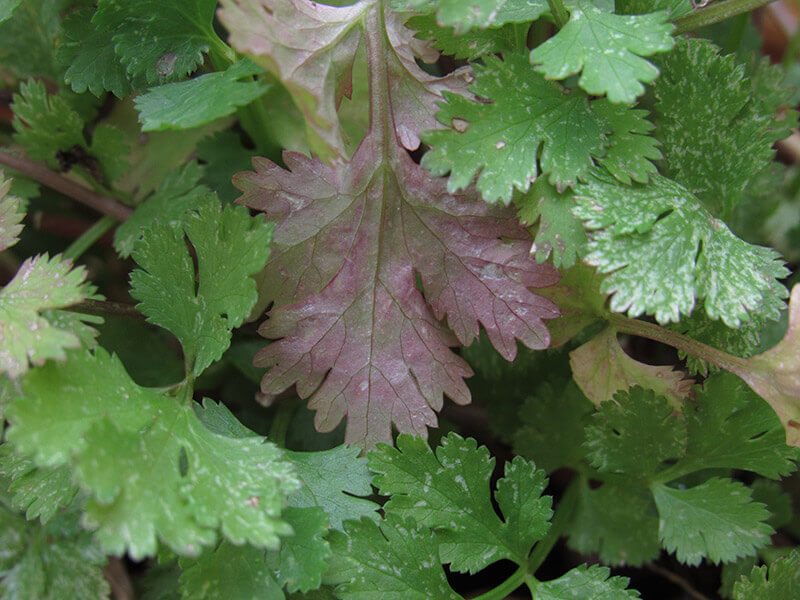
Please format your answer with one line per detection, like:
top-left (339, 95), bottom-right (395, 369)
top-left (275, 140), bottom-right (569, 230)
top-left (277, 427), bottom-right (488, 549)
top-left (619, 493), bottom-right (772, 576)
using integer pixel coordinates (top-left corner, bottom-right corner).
top-left (471, 568), bottom-right (526, 600)
top-left (783, 21), bottom-right (800, 68)
top-left (269, 398), bottom-right (299, 448)
top-left (66, 298), bottom-right (144, 320)
top-left (63, 215), bottom-right (117, 261)
top-left (607, 313), bottom-right (748, 375)
top-left (673, 0), bottom-right (777, 36)
top-left (722, 13), bottom-right (750, 54)
top-left (547, 0), bottom-right (569, 29)
top-left (528, 476), bottom-right (581, 573)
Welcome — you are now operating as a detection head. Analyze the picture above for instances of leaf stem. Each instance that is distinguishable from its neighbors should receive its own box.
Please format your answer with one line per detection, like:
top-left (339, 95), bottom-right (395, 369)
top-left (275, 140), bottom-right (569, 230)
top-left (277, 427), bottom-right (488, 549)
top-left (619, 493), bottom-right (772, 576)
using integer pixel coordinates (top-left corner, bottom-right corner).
top-left (0, 150), bottom-right (133, 221)
top-left (528, 476), bottom-right (580, 573)
top-left (268, 398), bottom-right (300, 448)
top-left (607, 313), bottom-right (748, 375)
top-left (547, 0), bottom-right (569, 28)
top-left (471, 567), bottom-right (526, 600)
top-left (672, 0), bottom-right (776, 36)
top-left (65, 298), bottom-right (144, 320)
top-left (63, 215), bottom-right (117, 261)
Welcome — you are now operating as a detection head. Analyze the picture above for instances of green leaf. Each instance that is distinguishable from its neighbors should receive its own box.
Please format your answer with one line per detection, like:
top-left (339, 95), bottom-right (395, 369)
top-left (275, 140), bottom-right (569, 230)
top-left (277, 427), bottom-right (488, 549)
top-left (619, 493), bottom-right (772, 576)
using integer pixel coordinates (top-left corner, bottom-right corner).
top-left (130, 195), bottom-right (273, 376)
top-left (328, 515), bottom-right (461, 600)
top-left (682, 373), bottom-right (798, 479)
top-left (529, 0), bottom-right (674, 103)
top-left (513, 379), bottom-right (593, 472)
top-left (568, 481), bottom-right (660, 567)
top-left (0, 175), bottom-right (24, 252)
top-left (406, 14), bottom-right (518, 61)
top-left (516, 179), bottom-right (587, 269)
top-left (592, 99), bottom-right (661, 185)
top-left (56, 8), bottom-right (131, 97)
top-left (584, 388), bottom-right (686, 478)
top-left (393, 0), bottom-right (548, 32)
top-left (570, 326), bottom-right (692, 408)
top-left (423, 53), bottom-right (605, 203)
top-left (573, 172), bottom-right (789, 326)
top-left (0, 0), bottom-right (66, 80)
top-left (274, 506), bottom-right (331, 593)
top-left (195, 130), bottom-right (256, 204)
top-left (734, 550), bottom-right (800, 599)
top-left (530, 564), bottom-right (641, 600)
top-left (653, 39), bottom-right (794, 217)
top-left (0, 0), bottom-right (22, 23)
top-left (7, 348), bottom-right (300, 559)
top-left (88, 124), bottom-right (130, 183)
top-left (94, 0), bottom-right (221, 84)
top-left (12, 80), bottom-right (84, 165)
top-left (285, 447), bottom-right (379, 530)
top-left (0, 506), bottom-right (109, 600)
top-left (369, 433), bottom-right (552, 573)
top-left (0, 254), bottom-right (96, 378)
top-left (0, 445), bottom-right (78, 523)
top-left (136, 60), bottom-right (270, 131)
top-left (179, 542), bottom-right (284, 600)
top-left (652, 478), bottom-right (772, 566)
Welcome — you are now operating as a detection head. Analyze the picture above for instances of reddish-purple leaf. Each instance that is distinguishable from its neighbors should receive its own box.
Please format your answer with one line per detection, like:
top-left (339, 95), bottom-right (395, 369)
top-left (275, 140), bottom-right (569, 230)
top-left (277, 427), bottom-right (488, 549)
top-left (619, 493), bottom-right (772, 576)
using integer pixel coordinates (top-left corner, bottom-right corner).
top-left (228, 0), bottom-right (560, 447)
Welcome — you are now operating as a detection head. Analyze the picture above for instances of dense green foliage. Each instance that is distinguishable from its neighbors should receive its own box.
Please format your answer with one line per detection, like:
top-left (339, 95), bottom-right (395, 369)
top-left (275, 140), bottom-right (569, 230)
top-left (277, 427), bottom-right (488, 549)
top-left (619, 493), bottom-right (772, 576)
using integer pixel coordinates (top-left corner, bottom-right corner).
top-left (2, 0), bottom-right (800, 598)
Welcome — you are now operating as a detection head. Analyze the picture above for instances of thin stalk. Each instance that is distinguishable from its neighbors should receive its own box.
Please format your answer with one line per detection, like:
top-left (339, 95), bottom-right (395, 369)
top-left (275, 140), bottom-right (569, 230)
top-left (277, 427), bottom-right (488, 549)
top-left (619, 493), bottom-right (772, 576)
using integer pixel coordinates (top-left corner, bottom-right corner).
top-left (268, 398), bottom-right (300, 448)
top-left (547, 0), bottom-right (569, 29)
top-left (607, 313), bottom-right (748, 375)
top-left (471, 568), bottom-right (526, 600)
top-left (673, 0), bottom-right (777, 35)
top-left (783, 21), bottom-right (800, 68)
top-left (63, 215), bottom-right (117, 261)
top-left (722, 13), bottom-right (750, 54)
top-left (66, 299), bottom-right (144, 320)
top-left (528, 476), bottom-right (581, 573)
top-left (0, 150), bottom-right (133, 221)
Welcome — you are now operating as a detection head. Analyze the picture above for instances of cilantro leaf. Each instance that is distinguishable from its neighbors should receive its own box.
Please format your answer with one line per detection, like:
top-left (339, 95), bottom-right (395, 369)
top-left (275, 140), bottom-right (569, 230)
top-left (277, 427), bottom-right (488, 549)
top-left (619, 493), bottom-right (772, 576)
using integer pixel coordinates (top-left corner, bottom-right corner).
top-left (328, 514), bottom-right (461, 600)
top-left (0, 254), bottom-right (96, 378)
top-left (573, 172), bottom-right (789, 326)
top-left (0, 175), bottom-right (24, 252)
top-left (219, 0), bottom-right (471, 159)
top-left (406, 14), bottom-right (518, 61)
top-left (0, 445), bottom-right (78, 523)
top-left (734, 550), bottom-right (800, 599)
top-left (6, 348), bottom-right (300, 559)
top-left (568, 481), bottom-right (660, 566)
top-left (570, 326), bottom-right (692, 407)
top-left (585, 388), bottom-right (686, 477)
top-left (394, 0), bottom-right (549, 32)
top-left (517, 180), bottom-right (587, 269)
top-left (423, 53), bottom-right (605, 203)
top-left (529, 0), bottom-right (674, 103)
top-left (56, 8), bottom-right (131, 98)
top-left (682, 373), bottom-right (798, 479)
top-left (0, 0), bottom-right (65, 80)
top-left (135, 60), bottom-right (270, 131)
top-left (130, 195), bottom-right (273, 376)
top-left (652, 478), bottom-right (772, 566)
top-left (370, 433), bottom-right (552, 572)
top-left (0, 506), bottom-right (109, 600)
top-left (530, 564), bottom-right (641, 600)
top-left (94, 0), bottom-right (220, 85)
top-left (592, 99), bottom-right (661, 185)
top-left (653, 39), bottom-right (795, 217)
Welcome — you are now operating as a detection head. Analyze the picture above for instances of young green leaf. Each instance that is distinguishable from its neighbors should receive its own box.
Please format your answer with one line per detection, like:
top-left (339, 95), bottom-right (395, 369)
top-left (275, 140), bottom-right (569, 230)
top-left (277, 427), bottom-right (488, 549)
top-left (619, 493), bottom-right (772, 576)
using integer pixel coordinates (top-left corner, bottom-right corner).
top-left (529, 0), bottom-right (674, 103)
top-left (652, 478), bottom-right (772, 566)
top-left (733, 550), bottom-right (800, 600)
top-left (516, 180), bottom-right (587, 269)
top-left (423, 53), bottom-right (605, 203)
top-left (327, 514), bottom-right (461, 600)
top-left (370, 433), bottom-right (552, 572)
top-left (94, 0), bottom-right (221, 84)
top-left (57, 7), bottom-right (131, 97)
top-left (529, 564), bottom-right (641, 600)
top-left (584, 388), bottom-right (686, 478)
top-left (0, 175), bottom-right (24, 252)
top-left (0, 254), bottom-right (96, 378)
top-left (570, 326), bottom-right (692, 407)
top-left (0, 505), bottom-right (110, 600)
top-left (130, 195), bottom-right (273, 376)
top-left (573, 172), bottom-right (789, 326)
top-left (393, 0), bottom-right (548, 32)
top-left (135, 60), bottom-right (270, 131)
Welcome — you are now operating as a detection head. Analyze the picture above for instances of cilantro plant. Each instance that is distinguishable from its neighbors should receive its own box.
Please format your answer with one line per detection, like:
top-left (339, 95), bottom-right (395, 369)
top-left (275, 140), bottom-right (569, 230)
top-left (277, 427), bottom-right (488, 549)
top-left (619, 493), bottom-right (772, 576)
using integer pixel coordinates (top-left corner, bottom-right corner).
top-left (2, 0), bottom-right (800, 598)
